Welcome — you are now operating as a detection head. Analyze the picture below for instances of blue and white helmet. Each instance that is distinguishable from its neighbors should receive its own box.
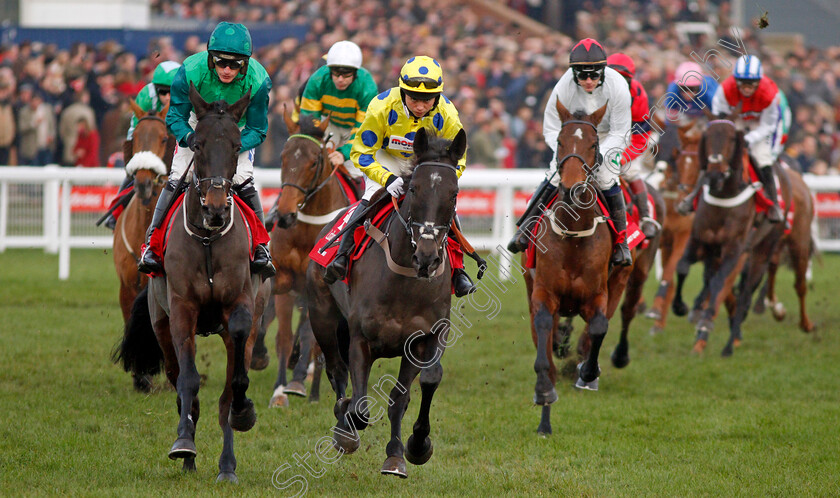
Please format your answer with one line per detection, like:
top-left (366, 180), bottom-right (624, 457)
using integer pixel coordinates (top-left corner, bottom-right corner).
top-left (733, 55), bottom-right (763, 81)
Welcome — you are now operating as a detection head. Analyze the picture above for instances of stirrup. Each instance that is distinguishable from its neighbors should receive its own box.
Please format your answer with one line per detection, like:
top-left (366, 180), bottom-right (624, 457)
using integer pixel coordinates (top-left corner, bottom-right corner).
top-left (251, 244), bottom-right (275, 277)
top-left (453, 269), bottom-right (477, 297)
top-left (104, 215), bottom-right (117, 231)
top-left (611, 244), bottom-right (633, 267)
top-left (138, 246), bottom-right (163, 274)
top-left (640, 217), bottom-right (660, 238)
top-left (767, 205), bottom-right (784, 223)
top-left (323, 255), bottom-right (348, 284)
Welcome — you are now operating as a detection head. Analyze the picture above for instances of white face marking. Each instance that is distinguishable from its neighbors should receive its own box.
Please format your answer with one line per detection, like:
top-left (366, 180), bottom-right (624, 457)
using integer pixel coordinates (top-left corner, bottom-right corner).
top-left (420, 221), bottom-right (439, 239)
top-left (573, 128), bottom-right (584, 140)
top-left (686, 157), bottom-right (693, 165)
top-left (294, 149), bottom-right (302, 159)
top-left (430, 172), bottom-right (442, 189)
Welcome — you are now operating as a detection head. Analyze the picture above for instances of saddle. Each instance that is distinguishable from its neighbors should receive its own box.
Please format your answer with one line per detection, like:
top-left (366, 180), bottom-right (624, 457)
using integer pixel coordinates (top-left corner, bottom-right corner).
top-left (142, 193), bottom-right (270, 277)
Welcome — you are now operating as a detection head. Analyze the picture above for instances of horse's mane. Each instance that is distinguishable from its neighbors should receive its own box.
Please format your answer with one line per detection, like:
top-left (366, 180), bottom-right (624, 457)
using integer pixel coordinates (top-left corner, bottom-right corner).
top-left (406, 129), bottom-right (453, 177)
top-left (298, 115), bottom-right (326, 139)
top-left (571, 110), bottom-right (588, 120)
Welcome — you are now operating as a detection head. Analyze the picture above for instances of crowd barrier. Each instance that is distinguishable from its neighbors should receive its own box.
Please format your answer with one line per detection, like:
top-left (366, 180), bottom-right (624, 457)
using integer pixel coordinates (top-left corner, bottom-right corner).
top-left (1, 165), bottom-right (838, 279)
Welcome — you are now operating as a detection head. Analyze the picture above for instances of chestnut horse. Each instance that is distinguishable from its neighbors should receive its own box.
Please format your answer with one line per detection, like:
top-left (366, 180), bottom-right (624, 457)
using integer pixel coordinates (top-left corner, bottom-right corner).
top-left (754, 162), bottom-right (816, 333)
top-left (525, 102), bottom-right (634, 436)
top-left (646, 120), bottom-right (703, 335)
top-left (112, 102), bottom-right (173, 391)
top-left (262, 112), bottom-right (355, 407)
top-left (307, 127), bottom-right (465, 478)
top-left (115, 85), bottom-right (270, 482)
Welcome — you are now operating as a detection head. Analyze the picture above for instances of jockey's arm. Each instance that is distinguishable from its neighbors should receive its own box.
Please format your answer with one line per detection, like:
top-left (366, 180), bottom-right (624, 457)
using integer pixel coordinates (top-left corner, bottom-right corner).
top-left (710, 86), bottom-right (731, 118)
top-left (744, 94), bottom-right (780, 146)
top-left (542, 84), bottom-right (563, 161)
top-left (240, 78), bottom-right (271, 152)
top-left (351, 110), bottom-right (393, 186)
top-left (166, 66), bottom-right (196, 147)
top-left (600, 78), bottom-right (632, 168)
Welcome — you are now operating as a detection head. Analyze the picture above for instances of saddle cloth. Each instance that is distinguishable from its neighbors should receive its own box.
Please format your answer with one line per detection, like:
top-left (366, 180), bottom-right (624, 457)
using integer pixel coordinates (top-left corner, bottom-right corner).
top-left (310, 199), bottom-right (464, 293)
top-left (525, 189), bottom-right (648, 269)
top-left (142, 193), bottom-right (270, 277)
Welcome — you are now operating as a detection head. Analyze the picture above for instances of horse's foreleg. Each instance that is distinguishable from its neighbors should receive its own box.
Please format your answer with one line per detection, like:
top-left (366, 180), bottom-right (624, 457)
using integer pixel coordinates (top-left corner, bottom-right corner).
top-left (381, 355), bottom-right (421, 478)
top-left (251, 291), bottom-right (274, 370)
top-left (530, 288), bottom-right (559, 416)
top-left (287, 306), bottom-right (314, 396)
top-left (227, 303), bottom-right (256, 431)
top-left (405, 346), bottom-right (443, 468)
top-left (724, 251), bottom-right (767, 356)
top-left (346, 334), bottom-right (373, 431)
top-left (270, 292), bottom-right (295, 407)
top-left (577, 295), bottom-right (608, 391)
top-left (696, 246), bottom-right (747, 350)
top-left (672, 237), bottom-right (698, 316)
top-left (168, 302), bottom-right (201, 462)
top-left (791, 241), bottom-right (815, 332)
top-left (655, 228), bottom-right (691, 331)
top-left (614, 267), bottom-right (646, 369)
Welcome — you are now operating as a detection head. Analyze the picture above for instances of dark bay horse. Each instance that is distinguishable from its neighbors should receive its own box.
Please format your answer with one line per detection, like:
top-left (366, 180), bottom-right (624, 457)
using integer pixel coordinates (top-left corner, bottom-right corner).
top-left (262, 112), bottom-right (352, 407)
top-left (306, 127), bottom-right (465, 478)
top-left (646, 120), bottom-right (703, 335)
top-left (753, 163), bottom-right (816, 333)
top-left (112, 102), bottom-right (173, 391)
top-left (115, 85), bottom-right (269, 482)
top-left (524, 101), bottom-right (634, 435)
top-left (672, 118), bottom-right (791, 356)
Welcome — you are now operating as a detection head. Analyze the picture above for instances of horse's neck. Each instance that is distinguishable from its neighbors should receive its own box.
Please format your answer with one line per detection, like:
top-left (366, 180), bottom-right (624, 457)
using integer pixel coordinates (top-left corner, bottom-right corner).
top-left (551, 187), bottom-right (602, 229)
top-left (386, 202), bottom-right (416, 267)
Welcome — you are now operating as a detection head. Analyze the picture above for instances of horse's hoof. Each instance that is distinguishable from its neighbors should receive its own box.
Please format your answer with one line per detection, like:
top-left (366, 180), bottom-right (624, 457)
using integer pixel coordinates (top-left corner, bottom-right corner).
top-left (692, 339), bottom-right (707, 354)
top-left (771, 301), bottom-right (787, 321)
top-left (269, 386), bottom-right (289, 408)
top-left (229, 399), bottom-right (257, 432)
top-left (285, 380), bottom-right (307, 397)
top-left (672, 301), bottom-right (688, 316)
top-left (380, 456), bottom-right (408, 478)
top-left (332, 428), bottom-right (360, 454)
top-left (649, 324), bottom-right (663, 336)
top-left (405, 435), bottom-right (433, 465)
top-left (801, 321), bottom-right (815, 333)
top-left (753, 298), bottom-right (767, 314)
top-left (216, 471), bottom-right (238, 484)
top-left (250, 353), bottom-right (269, 371)
top-left (182, 457), bottom-right (196, 473)
top-left (168, 438), bottom-right (197, 460)
top-left (532, 387), bottom-right (558, 406)
top-left (733, 338), bottom-right (742, 348)
top-left (611, 350), bottom-right (630, 369)
top-left (635, 301), bottom-right (647, 315)
top-left (574, 363), bottom-right (600, 391)
top-left (537, 427), bottom-right (552, 437)
top-left (645, 308), bottom-right (662, 320)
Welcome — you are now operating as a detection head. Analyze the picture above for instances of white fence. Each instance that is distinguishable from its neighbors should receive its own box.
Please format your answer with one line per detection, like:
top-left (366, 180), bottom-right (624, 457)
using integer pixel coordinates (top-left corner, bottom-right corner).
top-left (1, 166), bottom-right (839, 279)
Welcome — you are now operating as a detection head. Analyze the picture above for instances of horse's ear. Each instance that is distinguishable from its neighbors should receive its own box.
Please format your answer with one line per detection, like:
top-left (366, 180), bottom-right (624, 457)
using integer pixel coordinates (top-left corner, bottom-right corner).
top-left (733, 129), bottom-right (745, 167)
top-left (590, 102), bottom-right (608, 126)
top-left (189, 82), bottom-right (212, 119)
top-left (318, 113), bottom-right (331, 132)
top-left (128, 99), bottom-right (145, 120)
top-left (413, 127), bottom-right (429, 157)
top-left (555, 99), bottom-right (573, 123)
top-left (228, 89), bottom-right (251, 123)
top-left (448, 128), bottom-right (467, 163)
top-left (158, 102), bottom-right (170, 120)
top-left (282, 103), bottom-right (298, 134)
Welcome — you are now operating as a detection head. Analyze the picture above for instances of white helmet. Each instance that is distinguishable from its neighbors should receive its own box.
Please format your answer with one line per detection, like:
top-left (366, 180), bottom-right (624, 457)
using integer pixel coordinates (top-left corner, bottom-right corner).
top-left (326, 40), bottom-right (362, 69)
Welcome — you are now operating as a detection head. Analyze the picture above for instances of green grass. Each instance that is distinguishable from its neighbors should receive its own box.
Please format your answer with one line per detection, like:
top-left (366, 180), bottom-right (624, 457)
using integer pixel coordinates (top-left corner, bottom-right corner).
top-left (1, 248), bottom-right (838, 496)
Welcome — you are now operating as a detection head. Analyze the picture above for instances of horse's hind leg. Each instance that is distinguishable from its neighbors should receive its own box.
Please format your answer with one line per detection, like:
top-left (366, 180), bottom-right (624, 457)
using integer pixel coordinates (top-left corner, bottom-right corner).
top-left (382, 356), bottom-right (422, 478)
top-left (613, 268), bottom-right (645, 369)
top-left (576, 295), bottom-right (608, 391)
top-left (168, 303), bottom-right (201, 463)
top-left (269, 292), bottom-right (295, 408)
top-left (672, 237), bottom-right (698, 316)
top-left (286, 307), bottom-right (314, 397)
top-left (309, 343), bottom-right (324, 403)
top-left (791, 240), bottom-right (815, 332)
top-left (250, 292), bottom-right (274, 371)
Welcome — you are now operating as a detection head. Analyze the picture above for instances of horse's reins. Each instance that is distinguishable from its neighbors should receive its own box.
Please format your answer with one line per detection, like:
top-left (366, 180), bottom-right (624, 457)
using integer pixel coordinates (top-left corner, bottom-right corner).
top-left (281, 134), bottom-right (342, 219)
top-left (662, 148), bottom-right (700, 199)
top-left (700, 119), bottom-right (763, 207)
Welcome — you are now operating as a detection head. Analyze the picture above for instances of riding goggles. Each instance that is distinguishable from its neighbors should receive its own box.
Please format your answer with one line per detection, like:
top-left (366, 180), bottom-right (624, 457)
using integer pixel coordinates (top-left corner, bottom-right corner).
top-left (401, 77), bottom-right (442, 91)
top-left (735, 78), bottom-right (759, 88)
top-left (212, 55), bottom-right (245, 70)
top-left (573, 68), bottom-right (602, 81)
top-left (330, 67), bottom-right (357, 78)
top-left (154, 85), bottom-right (170, 95)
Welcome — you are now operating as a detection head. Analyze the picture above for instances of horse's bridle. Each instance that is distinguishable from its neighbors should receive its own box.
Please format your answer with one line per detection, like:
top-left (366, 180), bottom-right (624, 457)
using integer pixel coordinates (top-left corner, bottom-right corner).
top-left (705, 119), bottom-right (740, 182)
top-left (391, 161), bottom-right (458, 253)
top-left (132, 114), bottom-right (169, 186)
top-left (280, 134), bottom-right (337, 208)
top-left (556, 120), bottom-right (599, 183)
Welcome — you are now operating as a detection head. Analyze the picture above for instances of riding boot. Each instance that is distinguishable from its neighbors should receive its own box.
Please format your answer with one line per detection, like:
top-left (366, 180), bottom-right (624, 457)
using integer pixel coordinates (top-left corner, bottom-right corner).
top-left (759, 165), bottom-right (784, 223)
top-left (676, 171), bottom-right (706, 216)
top-left (628, 178), bottom-right (658, 239)
top-left (323, 200), bottom-right (369, 284)
top-left (604, 187), bottom-right (633, 267)
top-left (102, 175), bottom-right (135, 230)
top-left (238, 184), bottom-right (276, 277)
top-left (449, 214), bottom-right (478, 296)
top-left (137, 181), bottom-right (176, 274)
top-left (507, 179), bottom-right (558, 253)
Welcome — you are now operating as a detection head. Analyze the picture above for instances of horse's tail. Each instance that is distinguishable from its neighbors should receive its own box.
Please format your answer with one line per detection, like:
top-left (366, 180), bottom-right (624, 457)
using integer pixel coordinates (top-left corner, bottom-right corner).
top-left (810, 234), bottom-right (823, 267)
top-left (111, 286), bottom-right (164, 378)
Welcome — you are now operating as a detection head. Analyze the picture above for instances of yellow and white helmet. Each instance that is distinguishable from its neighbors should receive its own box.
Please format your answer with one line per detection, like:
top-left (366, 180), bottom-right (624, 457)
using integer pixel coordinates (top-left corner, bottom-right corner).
top-left (398, 56), bottom-right (444, 94)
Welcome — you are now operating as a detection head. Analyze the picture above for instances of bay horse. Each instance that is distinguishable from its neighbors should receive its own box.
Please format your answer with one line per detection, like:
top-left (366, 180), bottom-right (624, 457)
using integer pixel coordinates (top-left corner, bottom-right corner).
top-left (306, 127), bottom-right (465, 478)
top-left (114, 84), bottom-right (270, 482)
top-left (645, 120), bottom-right (703, 335)
top-left (525, 101), bottom-right (634, 436)
top-left (753, 163), bottom-right (816, 333)
top-left (672, 118), bottom-right (791, 356)
top-left (262, 111), bottom-right (353, 407)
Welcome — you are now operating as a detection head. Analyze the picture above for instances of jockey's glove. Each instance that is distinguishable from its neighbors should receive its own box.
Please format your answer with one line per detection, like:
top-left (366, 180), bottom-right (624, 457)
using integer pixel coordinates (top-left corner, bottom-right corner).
top-left (385, 175), bottom-right (405, 197)
top-left (186, 133), bottom-right (197, 151)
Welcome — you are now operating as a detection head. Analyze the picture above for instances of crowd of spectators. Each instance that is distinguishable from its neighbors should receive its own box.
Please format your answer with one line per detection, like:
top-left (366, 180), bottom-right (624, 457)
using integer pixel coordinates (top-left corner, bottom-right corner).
top-left (0, 0), bottom-right (838, 176)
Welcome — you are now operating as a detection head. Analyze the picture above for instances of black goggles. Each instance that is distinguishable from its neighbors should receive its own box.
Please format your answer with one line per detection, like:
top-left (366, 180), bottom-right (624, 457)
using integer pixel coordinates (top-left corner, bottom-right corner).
top-left (330, 67), bottom-right (357, 78)
top-left (402, 77), bottom-right (441, 90)
top-left (154, 85), bottom-right (170, 95)
top-left (213, 56), bottom-right (245, 70)
top-left (736, 78), bottom-right (759, 87)
top-left (574, 68), bottom-right (602, 81)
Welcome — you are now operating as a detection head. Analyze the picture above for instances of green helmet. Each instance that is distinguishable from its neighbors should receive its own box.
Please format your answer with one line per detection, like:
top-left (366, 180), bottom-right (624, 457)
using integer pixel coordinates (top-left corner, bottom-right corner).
top-left (152, 60), bottom-right (181, 87)
top-left (208, 22), bottom-right (252, 57)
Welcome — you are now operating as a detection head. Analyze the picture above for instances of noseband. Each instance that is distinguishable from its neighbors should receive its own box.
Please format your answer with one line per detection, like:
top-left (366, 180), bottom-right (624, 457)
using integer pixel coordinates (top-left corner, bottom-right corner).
top-left (556, 120), bottom-right (599, 180)
top-left (392, 161), bottom-right (458, 252)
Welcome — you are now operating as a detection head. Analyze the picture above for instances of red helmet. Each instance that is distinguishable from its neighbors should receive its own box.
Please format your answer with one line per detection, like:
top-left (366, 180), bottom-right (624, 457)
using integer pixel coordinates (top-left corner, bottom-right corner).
top-left (607, 53), bottom-right (635, 79)
top-left (569, 38), bottom-right (607, 66)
